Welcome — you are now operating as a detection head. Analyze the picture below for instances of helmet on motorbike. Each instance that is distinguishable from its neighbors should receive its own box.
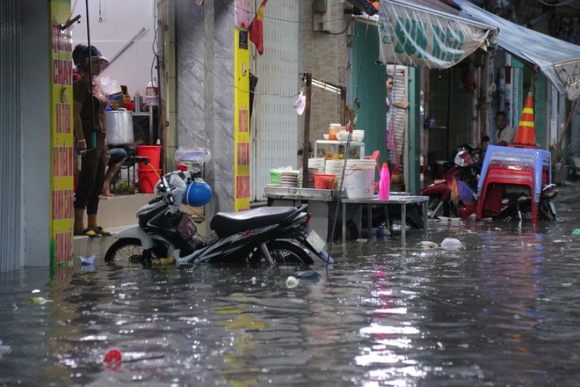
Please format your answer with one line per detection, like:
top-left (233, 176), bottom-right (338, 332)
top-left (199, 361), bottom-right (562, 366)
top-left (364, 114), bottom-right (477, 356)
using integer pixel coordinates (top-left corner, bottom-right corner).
top-left (182, 181), bottom-right (212, 207)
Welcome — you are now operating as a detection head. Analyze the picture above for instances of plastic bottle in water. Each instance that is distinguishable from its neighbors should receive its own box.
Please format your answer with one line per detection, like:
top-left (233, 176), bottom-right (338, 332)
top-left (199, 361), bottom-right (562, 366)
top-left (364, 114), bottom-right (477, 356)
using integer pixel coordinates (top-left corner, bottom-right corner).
top-left (379, 162), bottom-right (390, 200)
top-left (145, 77), bottom-right (159, 106)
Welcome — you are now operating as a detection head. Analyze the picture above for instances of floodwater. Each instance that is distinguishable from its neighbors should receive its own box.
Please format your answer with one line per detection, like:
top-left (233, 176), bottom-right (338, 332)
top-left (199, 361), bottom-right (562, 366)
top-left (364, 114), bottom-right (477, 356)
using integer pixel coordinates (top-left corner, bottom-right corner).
top-left (3, 183), bottom-right (580, 386)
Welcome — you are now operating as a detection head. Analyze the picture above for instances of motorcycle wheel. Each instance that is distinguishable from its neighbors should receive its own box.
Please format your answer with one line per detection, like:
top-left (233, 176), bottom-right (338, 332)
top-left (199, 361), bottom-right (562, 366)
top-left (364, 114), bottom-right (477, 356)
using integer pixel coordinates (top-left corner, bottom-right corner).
top-left (428, 197), bottom-right (456, 218)
top-left (249, 241), bottom-right (314, 266)
top-left (539, 201), bottom-right (558, 221)
top-left (104, 238), bottom-right (168, 268)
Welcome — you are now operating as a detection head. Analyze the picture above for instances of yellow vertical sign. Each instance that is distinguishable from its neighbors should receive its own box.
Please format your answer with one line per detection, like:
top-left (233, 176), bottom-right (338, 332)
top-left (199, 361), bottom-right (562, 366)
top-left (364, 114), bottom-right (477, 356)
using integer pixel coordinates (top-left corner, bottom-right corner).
top-left (50, 0), bottom-right (74, 273)
top-left (234, 28), bottom-right (251, 211)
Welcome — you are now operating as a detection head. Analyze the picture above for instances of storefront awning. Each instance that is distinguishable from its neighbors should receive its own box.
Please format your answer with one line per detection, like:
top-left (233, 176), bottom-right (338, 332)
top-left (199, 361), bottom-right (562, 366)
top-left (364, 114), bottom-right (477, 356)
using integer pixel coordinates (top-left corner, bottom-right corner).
top-left (378, 0), bottom-right (497, 69)
top-left (456, 0), bottom-right (580, 100)
top-left (379, 0), bottom-right (580, 100)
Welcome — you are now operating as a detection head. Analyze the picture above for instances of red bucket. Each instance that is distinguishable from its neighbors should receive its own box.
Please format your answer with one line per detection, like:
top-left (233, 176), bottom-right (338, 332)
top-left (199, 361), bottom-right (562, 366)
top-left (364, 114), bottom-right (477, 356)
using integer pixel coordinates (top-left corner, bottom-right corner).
top-left (137, 145), bottom-right (161, 169)
top-left (138, 168), bottom-right (162, 193)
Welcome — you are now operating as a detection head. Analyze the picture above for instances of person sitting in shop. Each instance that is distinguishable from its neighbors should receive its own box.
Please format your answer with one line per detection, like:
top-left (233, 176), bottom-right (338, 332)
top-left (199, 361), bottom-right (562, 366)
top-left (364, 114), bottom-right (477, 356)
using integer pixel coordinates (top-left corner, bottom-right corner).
top-left (494, 111), bottom-right (515, 146)
top-left (102, 147), bottom-right (128, 197)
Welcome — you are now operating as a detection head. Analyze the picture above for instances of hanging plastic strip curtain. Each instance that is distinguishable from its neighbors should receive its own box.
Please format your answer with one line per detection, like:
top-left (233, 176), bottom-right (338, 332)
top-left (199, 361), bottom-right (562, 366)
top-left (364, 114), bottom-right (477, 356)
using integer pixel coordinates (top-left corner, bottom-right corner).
top-left (378, 0), bottom-right (496, 69)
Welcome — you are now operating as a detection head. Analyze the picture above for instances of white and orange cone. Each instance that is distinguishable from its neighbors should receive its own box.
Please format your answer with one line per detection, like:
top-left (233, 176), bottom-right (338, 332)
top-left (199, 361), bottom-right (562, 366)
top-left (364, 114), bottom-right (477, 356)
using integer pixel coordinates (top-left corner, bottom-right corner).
top-left (510, 92), bottom-right (538, 148)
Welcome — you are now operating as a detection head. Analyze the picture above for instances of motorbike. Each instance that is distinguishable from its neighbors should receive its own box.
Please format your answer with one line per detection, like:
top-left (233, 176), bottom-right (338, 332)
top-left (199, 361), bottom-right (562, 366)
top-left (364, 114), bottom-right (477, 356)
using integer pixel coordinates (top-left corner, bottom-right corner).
top-left (104, 170), bottom-right (334, 268)
top-left (421, 143), bottom-right (558, 221)
top-left (420, 144), bottom-right (482, 219)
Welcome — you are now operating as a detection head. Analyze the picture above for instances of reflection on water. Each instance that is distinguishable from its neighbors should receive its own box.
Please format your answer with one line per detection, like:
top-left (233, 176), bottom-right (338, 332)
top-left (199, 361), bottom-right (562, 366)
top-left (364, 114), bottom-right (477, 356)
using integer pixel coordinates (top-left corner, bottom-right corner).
top-left (3, 196), bottom-right (580, 385)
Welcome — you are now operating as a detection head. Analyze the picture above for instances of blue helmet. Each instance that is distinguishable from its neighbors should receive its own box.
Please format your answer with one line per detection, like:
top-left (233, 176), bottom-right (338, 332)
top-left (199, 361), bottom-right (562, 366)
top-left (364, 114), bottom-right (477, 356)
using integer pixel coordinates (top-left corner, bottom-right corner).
top-left (182, 181), bottom-right (212, 207)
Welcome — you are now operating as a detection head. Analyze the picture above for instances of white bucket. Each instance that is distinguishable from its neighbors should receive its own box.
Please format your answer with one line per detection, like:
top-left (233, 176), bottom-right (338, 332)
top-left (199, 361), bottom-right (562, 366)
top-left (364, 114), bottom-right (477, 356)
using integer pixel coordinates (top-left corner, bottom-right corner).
top-left (343, 165), bottom-right (375, 198)
top-left (325, 159), bottom-right (376, 194)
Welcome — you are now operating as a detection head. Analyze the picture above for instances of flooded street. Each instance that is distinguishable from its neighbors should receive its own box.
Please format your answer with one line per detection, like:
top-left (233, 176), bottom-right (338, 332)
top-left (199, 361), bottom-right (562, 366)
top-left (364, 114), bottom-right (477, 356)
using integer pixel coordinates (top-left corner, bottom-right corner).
top-left (3, 182), bottom-right (580, 386)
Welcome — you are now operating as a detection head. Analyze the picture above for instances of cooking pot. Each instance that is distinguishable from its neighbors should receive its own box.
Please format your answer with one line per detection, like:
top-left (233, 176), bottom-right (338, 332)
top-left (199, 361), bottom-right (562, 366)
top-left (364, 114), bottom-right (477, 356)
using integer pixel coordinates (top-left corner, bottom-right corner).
top-left (106, 108), bottom-right (134, 145)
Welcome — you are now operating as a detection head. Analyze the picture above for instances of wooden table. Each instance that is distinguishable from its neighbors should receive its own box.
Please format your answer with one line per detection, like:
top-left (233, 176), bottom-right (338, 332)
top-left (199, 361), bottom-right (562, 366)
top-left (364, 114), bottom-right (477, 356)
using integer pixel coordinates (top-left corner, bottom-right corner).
top-left (341, 194), bottom-right (429, 247)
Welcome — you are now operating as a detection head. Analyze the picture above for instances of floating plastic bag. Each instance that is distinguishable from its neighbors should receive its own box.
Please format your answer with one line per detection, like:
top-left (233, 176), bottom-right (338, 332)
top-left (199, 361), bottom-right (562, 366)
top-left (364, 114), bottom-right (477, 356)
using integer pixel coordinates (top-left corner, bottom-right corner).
top-left (417, 241), bottom-right (438, 249)
top-left (440, 237), bottom-right (464, 250)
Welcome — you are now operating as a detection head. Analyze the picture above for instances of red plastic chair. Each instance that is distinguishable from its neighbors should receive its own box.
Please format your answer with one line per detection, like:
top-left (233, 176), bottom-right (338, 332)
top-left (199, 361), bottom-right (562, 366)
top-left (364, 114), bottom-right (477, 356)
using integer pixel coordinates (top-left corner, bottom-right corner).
top-left (477, 168), bottom-right (536, 220)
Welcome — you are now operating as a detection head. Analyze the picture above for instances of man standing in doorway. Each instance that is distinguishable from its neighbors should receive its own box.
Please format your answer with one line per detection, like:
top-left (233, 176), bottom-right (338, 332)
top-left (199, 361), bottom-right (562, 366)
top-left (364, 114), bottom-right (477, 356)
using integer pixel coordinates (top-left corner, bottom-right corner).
top-left (494, 111), bottom-right (516, 146)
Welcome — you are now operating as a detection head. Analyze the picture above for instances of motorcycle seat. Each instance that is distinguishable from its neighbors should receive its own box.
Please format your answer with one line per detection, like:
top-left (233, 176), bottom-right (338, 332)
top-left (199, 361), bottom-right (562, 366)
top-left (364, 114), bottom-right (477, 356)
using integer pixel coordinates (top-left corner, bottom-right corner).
top-left (210, 206), bottom-right (302, 234)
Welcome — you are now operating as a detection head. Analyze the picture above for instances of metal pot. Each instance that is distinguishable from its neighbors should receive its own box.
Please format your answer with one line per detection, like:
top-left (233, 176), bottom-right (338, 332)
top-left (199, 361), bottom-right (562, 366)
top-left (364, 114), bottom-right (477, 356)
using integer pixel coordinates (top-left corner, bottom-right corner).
top-left (106, 108), bottom-right (134, 145)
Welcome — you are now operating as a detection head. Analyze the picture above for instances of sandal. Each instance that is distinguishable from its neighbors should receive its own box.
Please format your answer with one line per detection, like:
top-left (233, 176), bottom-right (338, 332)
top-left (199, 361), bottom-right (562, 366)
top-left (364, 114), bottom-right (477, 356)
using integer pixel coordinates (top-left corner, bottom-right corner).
top-left (74, 228), bottom-right (100, 238)
top-left (91, 226), bottom-right (112, 236)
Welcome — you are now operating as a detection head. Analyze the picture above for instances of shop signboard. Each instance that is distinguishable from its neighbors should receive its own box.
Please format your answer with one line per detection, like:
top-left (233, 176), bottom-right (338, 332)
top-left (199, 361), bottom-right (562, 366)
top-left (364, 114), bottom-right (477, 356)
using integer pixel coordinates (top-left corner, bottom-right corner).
top-left (234, 28), bottom-right (251, 211)
top-left (50, 0), bottom-right (74, 276)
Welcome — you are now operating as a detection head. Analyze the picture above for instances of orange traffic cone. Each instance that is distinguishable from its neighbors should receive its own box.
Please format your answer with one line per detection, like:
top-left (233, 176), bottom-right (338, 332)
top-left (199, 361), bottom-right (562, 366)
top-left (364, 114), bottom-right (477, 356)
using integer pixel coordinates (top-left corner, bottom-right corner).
top-left (509, 92), bottom-right (538, 149)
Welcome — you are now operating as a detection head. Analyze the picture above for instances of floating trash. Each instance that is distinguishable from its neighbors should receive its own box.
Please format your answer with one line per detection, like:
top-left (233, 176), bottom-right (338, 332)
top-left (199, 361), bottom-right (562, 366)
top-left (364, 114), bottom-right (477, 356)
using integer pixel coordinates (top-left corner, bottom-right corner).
top-left (296, 270), bottom-right (321, 280)
top-left (104, 349), bottom-right (123, 363)
top-left (286, 276), bottom-right (299, 288)
top-left (417, 241), bottom-right (438, 249)
top-left (28, 297), bottom-right (51, 304)
top-left (0, 339), bottom-right (11, 360)
top-left (440, 237), bottom-right (465, 250)
top-left (152, 256), bottom-right (176, 267)
top-left (79, 255), bottom-right (96, 265)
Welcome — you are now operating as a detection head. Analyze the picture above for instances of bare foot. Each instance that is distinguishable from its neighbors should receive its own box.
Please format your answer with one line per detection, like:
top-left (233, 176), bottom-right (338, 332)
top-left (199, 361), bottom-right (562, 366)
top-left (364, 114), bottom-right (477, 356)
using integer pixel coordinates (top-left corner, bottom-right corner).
top-left (102, 192), bottom-right (115, 197)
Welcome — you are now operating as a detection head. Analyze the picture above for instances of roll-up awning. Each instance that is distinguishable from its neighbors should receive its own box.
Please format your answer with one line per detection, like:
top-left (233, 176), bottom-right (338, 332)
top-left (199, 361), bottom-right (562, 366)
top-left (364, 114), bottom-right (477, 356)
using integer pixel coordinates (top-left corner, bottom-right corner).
top-left (378, 0), bottom-right (497, 69)
top-left (378, 0), bottom-right (580, 100)
top-left (456, 0), bottom-right (580, 100)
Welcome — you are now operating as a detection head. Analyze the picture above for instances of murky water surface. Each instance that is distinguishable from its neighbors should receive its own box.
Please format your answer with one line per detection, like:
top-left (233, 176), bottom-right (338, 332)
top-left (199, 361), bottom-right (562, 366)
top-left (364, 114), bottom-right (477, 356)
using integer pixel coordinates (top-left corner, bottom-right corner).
top-left (3, 183), bottom-right (580, 386)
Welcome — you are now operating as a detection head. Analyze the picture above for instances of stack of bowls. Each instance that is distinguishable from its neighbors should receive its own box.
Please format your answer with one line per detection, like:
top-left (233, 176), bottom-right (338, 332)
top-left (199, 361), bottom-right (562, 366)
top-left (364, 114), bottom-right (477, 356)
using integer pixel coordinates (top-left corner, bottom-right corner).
top-left (281, 171), bottom-right (299, 188)
top-left (353, 129), bottom-right (365, 142)
top-left (307, 158), bottom-right (325, 188)
top-left (308, 157), bottom-right (325, 173)
top-left (336, 130), bottom-right (350, 141)
top-left (325, 159), bottom-right (345, 187)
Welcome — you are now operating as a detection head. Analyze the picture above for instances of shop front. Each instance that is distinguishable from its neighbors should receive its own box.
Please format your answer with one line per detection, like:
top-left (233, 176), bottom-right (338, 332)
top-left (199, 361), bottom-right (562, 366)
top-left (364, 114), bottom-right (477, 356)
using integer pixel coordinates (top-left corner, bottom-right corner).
top-left (361, 0), bottom-right (580, 189)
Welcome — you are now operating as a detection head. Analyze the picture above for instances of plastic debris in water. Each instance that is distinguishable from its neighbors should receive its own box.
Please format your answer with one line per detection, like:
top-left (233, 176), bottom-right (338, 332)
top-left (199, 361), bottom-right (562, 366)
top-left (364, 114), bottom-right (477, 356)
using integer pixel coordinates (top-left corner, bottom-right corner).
top-left (286, 276), bottom-right (299, 288)
top-left (572, 229), bottom-right (580, 236)
top-left (79, 255), bottom-right (96, 272)
top-left (152, 256), bottom-right (175, 267)
top-left (417, 241), bottom-right (438, 249)
top-left (104, 349), bottom-right (123, 363)
top-left (440, 237), bottom-right (464, 250)
top-left (79, 255), bottom-right (96, 265)
top-left (0, 339), bottom-right (11, 360)
top-left (28, 297), bottom-right (51, 304)
top-left (296, 270), bottom-right (321, 280)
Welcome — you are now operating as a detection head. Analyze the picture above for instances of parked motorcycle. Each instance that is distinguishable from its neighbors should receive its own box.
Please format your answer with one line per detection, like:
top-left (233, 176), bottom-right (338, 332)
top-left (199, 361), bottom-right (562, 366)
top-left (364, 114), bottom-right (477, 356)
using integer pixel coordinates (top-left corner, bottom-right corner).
top-left (421, 144), bottom-right (482, 219)
top-left (421, 143), bottom-right (558, 221)
top-left (105, 171), bottom-right (334, 268)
